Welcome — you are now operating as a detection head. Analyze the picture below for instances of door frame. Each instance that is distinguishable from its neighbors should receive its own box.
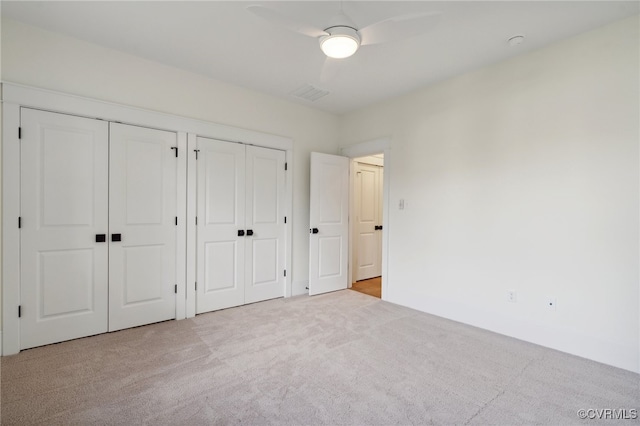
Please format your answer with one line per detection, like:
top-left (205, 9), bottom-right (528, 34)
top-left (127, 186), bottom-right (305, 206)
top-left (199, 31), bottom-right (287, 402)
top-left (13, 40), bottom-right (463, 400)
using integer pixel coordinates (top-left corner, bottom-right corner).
top-left (341, 138), bottom-right (391, 300)
top-left (1, 82), bottom-right (293, 355)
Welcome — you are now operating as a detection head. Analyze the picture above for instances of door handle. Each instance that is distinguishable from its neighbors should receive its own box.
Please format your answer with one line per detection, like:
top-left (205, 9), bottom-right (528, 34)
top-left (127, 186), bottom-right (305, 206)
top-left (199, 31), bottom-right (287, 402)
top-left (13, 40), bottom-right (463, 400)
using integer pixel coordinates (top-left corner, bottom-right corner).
top-left (246, 229), bottom-right (254, 236)
top-left (311, 228), bottom-right (319, 234)
top-left (95, 234), bottom-right (106, 243)
top-left (375, 225), bottom-right (383, 230)
top-left (238, 230), bottom-right (245, 237)
top-left (111, 233), bottom-right (122, 242)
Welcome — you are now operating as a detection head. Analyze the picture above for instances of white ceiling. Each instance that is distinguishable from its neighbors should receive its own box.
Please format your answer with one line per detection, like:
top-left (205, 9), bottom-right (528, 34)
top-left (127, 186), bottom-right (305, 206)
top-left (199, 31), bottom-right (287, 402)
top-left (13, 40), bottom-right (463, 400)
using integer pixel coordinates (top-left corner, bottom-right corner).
top-left (2, 1), bottom-right (638, 114)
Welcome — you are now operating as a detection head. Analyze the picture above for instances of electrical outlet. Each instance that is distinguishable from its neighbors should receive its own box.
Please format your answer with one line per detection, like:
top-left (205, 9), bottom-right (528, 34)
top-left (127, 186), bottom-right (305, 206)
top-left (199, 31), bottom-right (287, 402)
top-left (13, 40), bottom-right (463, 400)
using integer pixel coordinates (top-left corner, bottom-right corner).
top-left (546, 297), bottom-right (557, 310)
top-left (507, 290), bottom-right (517, 303)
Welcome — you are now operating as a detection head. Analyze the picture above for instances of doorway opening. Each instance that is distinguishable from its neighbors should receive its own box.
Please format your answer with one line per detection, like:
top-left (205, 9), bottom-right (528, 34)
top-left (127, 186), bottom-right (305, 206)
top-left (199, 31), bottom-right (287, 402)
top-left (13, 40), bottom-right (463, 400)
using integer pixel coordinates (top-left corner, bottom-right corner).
top-left (350, 154), bottom-right (384, 299)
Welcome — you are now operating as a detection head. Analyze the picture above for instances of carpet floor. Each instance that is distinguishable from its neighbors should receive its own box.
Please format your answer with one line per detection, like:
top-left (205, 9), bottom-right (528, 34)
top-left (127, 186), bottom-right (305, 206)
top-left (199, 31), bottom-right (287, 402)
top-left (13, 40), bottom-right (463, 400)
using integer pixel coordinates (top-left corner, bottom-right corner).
top-left (1, 290), bottom-right (638, 425)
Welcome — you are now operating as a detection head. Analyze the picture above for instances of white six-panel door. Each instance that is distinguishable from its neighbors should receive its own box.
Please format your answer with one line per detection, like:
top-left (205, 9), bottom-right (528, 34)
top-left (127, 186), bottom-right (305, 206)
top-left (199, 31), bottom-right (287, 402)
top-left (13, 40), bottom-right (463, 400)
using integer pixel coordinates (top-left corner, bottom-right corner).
top-left (308, 152), bottom-right (349, 296)
top-left (20, 109), bottom-right (109, 349)
top-left (196, 138), bottom-right (246, 313)
top-left (245, 146), bottom-right (286, 304)
top-left (108, 123), bottom-right (177, 331)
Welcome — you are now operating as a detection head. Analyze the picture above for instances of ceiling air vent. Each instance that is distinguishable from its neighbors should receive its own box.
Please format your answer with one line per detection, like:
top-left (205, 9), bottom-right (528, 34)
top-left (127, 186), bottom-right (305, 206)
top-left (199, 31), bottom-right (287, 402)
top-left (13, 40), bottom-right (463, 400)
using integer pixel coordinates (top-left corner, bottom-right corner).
top-left (290, 84), bottom-right (329, 102)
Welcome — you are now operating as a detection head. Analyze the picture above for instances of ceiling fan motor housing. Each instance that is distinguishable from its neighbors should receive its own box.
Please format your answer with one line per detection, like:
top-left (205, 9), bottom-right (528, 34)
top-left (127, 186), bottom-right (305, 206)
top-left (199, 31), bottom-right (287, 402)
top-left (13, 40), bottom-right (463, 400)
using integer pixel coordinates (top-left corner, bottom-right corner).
top-left (327, 12), bottom-right (357, 29)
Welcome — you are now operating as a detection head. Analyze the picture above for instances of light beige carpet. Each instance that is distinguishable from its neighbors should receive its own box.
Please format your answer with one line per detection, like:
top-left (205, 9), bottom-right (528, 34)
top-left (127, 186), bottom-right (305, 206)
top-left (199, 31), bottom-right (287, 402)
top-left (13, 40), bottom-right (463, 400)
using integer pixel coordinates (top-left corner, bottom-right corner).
top-left (1, 290), bottom-right (638, 425)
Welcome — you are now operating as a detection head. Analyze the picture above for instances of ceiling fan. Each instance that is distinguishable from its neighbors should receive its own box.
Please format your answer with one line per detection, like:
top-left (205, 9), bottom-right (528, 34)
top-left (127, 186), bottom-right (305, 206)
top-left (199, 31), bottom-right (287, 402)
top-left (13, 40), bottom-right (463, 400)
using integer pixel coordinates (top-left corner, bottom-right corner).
top-left (246, 3), bottom-right (442, 59)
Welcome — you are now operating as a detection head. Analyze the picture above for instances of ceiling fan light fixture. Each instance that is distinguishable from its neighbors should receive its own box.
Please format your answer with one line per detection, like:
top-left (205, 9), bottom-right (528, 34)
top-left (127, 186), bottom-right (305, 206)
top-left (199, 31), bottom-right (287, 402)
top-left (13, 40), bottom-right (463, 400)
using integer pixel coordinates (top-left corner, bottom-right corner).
top-left (319, 26), bottom-right (360, 59)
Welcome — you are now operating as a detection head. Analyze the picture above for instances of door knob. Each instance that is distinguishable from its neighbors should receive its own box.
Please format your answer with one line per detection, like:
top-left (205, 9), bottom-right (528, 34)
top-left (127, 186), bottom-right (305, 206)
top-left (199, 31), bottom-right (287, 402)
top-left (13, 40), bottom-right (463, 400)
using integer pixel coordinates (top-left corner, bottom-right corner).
top-left (95, 234), bottom-right (106, 243)
top-left (238, 230), bottom-right (245, 237)
top-left (111, 233), bottom-right (122, 242)
top-left (246, 229), bottom-right (254, 236)
top-left (311, 228), bottom-right (319, 234)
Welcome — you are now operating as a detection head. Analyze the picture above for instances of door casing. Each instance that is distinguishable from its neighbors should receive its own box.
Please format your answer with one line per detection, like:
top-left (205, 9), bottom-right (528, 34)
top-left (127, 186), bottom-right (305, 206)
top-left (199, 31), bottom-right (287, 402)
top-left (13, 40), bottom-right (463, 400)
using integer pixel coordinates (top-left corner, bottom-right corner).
top-left (341, 138), bottom-right (391, 300)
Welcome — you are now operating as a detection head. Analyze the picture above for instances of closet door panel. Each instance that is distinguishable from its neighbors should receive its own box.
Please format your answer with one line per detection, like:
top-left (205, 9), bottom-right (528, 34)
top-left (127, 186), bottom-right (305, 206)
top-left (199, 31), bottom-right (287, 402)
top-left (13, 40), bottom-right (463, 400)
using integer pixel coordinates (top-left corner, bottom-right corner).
top-left (20, 108), bottom-right (109, 349)
top-left (245, 146), bottom-right (286, 304)
top-left (109, 123), bottom-right (177, 331)
top-left (196, 138), bottom-right (245, 313)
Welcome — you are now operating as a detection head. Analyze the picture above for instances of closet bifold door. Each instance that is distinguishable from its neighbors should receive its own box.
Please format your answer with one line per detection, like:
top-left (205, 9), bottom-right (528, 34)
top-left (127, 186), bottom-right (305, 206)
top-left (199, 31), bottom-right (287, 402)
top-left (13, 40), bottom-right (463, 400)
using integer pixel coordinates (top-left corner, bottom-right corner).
top-left (20, 108), bottom-right (109, 349)
top-left (108, 123), bottom-right (178, 331)
top-left (195, 137), bottom-right (246, 314)
top-left (244, 146), bottom-right (286, 304)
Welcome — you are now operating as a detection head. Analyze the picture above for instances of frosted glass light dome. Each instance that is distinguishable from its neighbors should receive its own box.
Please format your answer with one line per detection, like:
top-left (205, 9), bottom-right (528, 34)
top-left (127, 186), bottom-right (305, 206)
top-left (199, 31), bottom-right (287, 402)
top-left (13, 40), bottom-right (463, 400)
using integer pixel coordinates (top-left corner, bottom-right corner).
top-left (320, 26), bottom-right (360, 59)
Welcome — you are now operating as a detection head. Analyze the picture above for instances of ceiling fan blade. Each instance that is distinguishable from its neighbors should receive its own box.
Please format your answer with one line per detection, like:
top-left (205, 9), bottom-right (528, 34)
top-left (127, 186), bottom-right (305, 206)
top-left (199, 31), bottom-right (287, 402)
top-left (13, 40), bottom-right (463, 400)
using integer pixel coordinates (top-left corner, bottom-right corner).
top-left (320, 57), bottom-right (341, 84)
top-left (246, 5), bottom-right (328, 38)
top-left (358, 11), bottom-right (442, 46)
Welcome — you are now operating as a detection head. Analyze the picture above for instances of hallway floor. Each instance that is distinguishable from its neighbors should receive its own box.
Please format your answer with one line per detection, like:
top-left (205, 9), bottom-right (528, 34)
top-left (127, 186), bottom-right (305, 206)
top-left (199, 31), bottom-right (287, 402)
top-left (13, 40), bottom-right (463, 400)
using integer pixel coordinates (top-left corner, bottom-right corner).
top-left (350, 277), bottom-right (381, 298)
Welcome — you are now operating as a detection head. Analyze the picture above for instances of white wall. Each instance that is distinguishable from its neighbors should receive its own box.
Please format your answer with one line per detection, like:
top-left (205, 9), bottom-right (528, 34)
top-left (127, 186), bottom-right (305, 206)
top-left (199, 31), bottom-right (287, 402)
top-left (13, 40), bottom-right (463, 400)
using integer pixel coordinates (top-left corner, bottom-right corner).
top-left (1, 18), bottom-right (341, 298)
top-left (340, 16), bottom-right (640, 373)
top-left (2, 14), bottom-right (639, 373)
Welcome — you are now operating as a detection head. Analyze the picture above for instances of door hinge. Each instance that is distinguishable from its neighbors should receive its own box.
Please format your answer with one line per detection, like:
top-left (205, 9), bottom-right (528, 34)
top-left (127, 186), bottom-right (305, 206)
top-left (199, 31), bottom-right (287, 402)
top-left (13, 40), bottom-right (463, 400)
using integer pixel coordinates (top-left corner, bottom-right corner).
top-left (18, 305), bottom-right (22, 318)
top-left (195, 282), bottom-right (198, 291)
top-left (174, 284), bottom-right (177, 294)
top-left (18, 127), bottom-right (22, 140)
top-left (18, 217), bottom-right (21, 229)
top-left (284, 216), bottom-right (287, 224)
top-left (175, 216), bottom-right (178, 226)
top-left (284, 270), bottom-right (287, 277)
top-left (171, 147), bottom-right (178, 157)
top-left (195, 217), bottom-right (198, 225)
top-left (284, 162), bottom-right (288, 171)
top-left (194, 149), bottom-right (200, 160)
